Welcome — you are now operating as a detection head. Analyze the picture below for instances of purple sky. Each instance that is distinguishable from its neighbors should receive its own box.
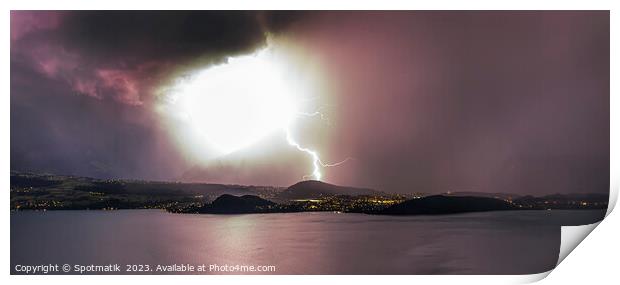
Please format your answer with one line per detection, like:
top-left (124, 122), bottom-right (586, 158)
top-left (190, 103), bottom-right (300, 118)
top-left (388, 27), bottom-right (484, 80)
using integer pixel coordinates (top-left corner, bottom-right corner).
top-left (10, 11), bottom-right (609, 194)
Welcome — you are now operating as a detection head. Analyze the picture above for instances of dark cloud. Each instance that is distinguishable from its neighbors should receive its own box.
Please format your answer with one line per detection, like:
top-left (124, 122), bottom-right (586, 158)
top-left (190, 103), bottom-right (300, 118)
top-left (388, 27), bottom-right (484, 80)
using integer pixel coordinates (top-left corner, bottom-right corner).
top-left (11, 11), bottom-right (304, 105)
top-left (57, 11), bottom-right (264, 64)
top-left (17, 11), bottom-right (304, 61)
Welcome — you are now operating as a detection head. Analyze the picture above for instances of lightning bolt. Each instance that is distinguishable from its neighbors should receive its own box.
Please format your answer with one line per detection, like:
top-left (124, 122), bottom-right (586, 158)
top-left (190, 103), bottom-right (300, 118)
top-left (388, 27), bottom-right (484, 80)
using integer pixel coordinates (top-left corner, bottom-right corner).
top-left (285, 111), bottom-right (352, 181)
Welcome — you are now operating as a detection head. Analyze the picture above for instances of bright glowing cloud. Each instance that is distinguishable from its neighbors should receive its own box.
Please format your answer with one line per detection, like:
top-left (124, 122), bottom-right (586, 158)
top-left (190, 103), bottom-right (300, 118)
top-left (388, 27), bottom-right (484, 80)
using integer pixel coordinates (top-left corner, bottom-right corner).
top-left (168, 48), bottom-right (299, 154)
top-left (159, 44), bottom-right (348, 181)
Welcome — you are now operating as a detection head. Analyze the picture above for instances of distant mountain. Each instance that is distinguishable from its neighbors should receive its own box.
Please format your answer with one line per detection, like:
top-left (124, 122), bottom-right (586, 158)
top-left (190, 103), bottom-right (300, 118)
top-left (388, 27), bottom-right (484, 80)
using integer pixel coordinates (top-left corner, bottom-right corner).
top-left (277, 180), bottom-right (379, 200)
top-left (198, 194), bottom-right (276, 214)
top-left (379, 195), bottom-right (516, 215)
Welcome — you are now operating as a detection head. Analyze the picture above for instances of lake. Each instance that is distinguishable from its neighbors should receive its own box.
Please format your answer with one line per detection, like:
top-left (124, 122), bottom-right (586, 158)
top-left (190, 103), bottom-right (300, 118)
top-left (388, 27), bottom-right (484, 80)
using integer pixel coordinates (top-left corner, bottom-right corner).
top-left (10, 209), bottom-right (606, 274)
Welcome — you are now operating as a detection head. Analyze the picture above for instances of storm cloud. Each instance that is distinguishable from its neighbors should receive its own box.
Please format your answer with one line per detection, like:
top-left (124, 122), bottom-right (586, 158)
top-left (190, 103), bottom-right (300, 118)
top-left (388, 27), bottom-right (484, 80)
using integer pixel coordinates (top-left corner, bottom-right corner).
top-left (11, 11), bottom-right (303, 105)
top-left (11, 11), bottom-right (609, 195)
top-left (11, 11), bottom-right (303, 179)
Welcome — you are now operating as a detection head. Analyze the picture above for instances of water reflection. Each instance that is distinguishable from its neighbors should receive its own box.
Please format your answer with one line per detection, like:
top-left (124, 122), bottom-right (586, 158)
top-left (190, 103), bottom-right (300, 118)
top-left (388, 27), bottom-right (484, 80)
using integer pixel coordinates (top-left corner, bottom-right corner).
top-left (11, 210), bottom-right (605, 274)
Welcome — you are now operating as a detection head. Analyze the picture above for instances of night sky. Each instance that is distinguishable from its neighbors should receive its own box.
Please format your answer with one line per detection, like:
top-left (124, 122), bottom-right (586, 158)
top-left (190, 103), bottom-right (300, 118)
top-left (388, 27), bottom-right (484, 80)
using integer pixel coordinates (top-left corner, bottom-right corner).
top-left (10, 11), bottom-right (609, 194)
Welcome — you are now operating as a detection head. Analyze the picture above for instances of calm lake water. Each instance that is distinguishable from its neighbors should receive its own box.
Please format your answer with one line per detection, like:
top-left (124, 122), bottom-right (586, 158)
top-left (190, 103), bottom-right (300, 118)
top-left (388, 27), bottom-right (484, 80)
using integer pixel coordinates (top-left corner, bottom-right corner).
top-left (11, 209), bottom-right (606, 274)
